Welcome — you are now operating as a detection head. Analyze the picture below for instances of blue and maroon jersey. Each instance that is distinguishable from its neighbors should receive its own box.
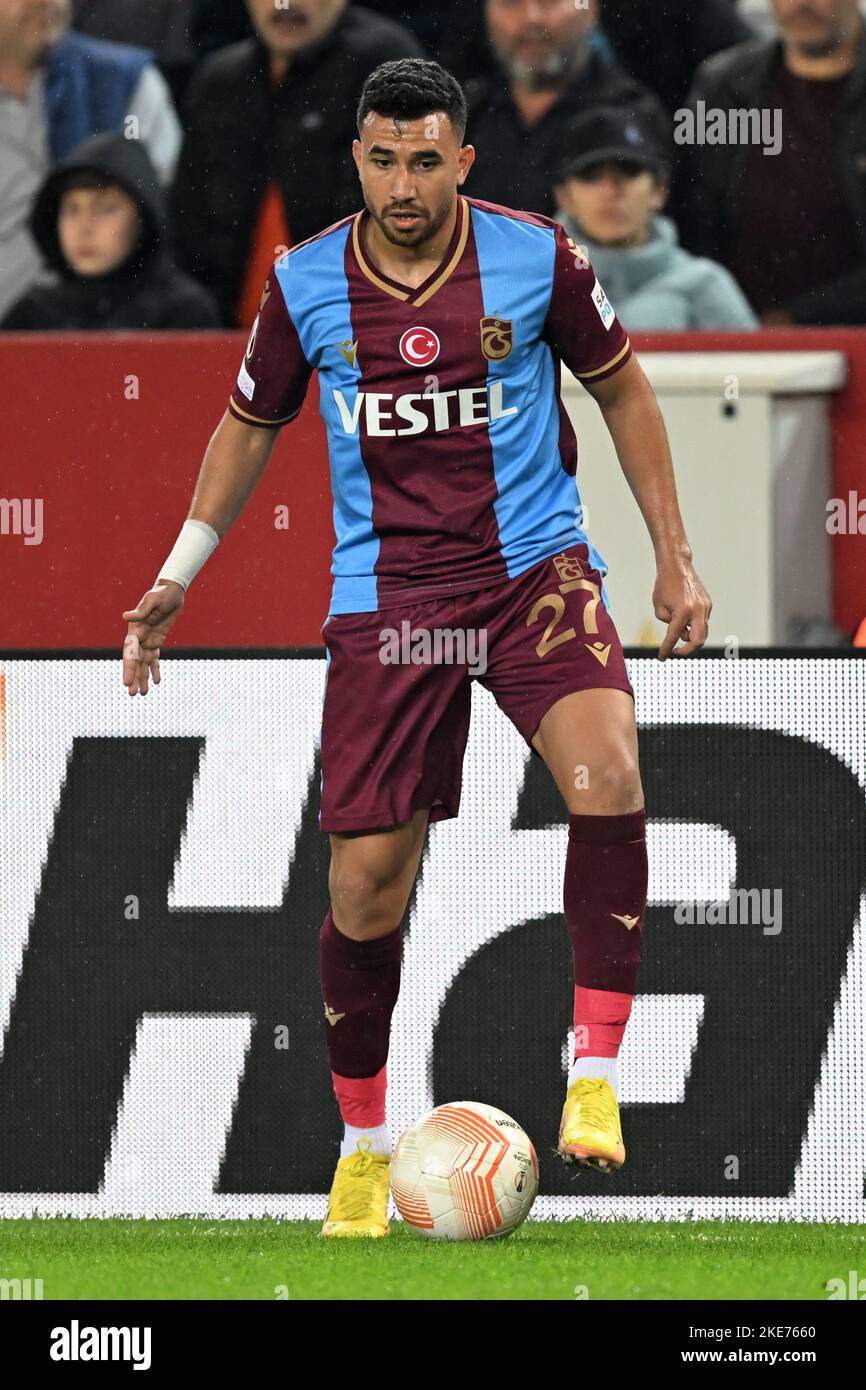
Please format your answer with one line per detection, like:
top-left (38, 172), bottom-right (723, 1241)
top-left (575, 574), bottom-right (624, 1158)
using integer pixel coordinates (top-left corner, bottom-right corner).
top-left (228, 194), bottom-right (632, 617)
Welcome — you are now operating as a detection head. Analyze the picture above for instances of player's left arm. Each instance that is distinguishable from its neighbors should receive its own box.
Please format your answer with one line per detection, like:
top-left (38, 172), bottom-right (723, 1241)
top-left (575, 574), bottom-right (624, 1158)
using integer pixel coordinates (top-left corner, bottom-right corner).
top-left (582, 356), bottom-right (712, 660)
top-left (543, 223), bottom-right (711, 659)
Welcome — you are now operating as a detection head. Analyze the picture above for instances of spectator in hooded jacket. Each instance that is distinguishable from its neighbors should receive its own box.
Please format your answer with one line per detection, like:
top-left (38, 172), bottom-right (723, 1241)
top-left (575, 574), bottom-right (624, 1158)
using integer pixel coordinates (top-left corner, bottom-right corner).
top-left (0, 0), bottom-right (182, 320)
top-left (554, 108), bottom-right (758, 330)
top-left (1, 131), bottom-right (219, 330)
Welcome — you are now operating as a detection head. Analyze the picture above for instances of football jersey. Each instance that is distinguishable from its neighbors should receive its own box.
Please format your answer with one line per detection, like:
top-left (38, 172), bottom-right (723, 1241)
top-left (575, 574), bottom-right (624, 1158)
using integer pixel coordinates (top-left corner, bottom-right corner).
top-left (229, 194), bottom-right (632, 617)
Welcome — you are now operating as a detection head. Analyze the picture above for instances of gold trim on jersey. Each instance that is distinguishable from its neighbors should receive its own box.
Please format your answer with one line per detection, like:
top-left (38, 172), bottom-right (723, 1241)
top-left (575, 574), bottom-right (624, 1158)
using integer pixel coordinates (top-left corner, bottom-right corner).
top-left (414, 197), bottom-right (469, 307)
top-left (574, 339), bottom-right (632, 381)
top-left (353, 214), bottom-right (410, 301)
top-left (229, 399), bottom-right (302, 427)
top-left (352, 196), bottom-right (469, 306)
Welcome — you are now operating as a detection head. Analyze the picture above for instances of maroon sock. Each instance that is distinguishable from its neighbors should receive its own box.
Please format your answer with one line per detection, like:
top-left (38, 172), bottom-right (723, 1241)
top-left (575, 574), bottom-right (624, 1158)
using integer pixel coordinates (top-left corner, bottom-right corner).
top-left (319, 907), bottom-right (403, 1126)
top-left (565, 809), bottom-right (647, 1060)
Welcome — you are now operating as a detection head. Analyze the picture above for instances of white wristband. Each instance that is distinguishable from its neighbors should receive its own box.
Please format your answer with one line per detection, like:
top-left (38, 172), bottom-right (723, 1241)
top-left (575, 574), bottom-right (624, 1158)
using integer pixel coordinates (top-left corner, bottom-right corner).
top-left (155, 519), bottom-right (220, 591)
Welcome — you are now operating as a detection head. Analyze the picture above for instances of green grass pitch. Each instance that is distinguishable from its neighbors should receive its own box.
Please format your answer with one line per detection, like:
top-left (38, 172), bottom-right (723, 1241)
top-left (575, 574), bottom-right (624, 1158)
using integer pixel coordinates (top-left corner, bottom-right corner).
top-left (2, 1219), bottom-right (864, 1300)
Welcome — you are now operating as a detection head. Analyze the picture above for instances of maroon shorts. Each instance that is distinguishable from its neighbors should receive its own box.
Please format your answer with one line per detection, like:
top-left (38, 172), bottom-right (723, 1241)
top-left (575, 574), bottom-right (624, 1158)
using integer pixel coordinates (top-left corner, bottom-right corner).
top-left (318, 543), bottom-right (633, 833)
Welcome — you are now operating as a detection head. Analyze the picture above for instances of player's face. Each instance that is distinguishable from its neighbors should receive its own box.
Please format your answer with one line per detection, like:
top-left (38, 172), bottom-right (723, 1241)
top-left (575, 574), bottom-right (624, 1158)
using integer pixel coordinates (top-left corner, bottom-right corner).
top-left (485, 0), bottom-right (596, 85)
top-left (245, 0), bottom-right (347, 57)
top-left (353, 112), bottom-right (475, 250)
top-left (772, 0), bottom-right (862, 56)
top-left (58, 185), bottom-right (141, 278)
top-left (0, 0), bottom-right (68, 64)
top-left (556, 164), bottom-right (665, 249)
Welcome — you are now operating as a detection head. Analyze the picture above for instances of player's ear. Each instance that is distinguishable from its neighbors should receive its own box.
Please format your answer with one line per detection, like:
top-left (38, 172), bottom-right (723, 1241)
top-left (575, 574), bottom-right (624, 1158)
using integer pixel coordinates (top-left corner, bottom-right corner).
top-left (456, 144), bottom-right (476, 186)
top-left (352, 138), bottom-right (362, 177)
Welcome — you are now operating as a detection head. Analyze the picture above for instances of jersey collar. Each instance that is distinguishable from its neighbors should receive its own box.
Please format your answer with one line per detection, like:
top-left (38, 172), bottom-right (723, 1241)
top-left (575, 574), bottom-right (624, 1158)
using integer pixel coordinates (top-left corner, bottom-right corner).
top-left (351, 195), bottom-right (470, 308)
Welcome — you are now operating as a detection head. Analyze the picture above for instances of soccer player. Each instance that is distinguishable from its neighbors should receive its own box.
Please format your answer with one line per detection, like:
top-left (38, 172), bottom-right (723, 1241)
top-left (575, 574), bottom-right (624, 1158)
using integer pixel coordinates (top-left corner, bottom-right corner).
top-left (122, 59), bottom-right (711, 1237)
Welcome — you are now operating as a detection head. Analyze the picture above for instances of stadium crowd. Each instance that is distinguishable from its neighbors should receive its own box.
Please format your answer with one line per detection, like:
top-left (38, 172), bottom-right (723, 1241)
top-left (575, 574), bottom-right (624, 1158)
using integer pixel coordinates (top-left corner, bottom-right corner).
top-left (1, 0), bottom-right (864, 331)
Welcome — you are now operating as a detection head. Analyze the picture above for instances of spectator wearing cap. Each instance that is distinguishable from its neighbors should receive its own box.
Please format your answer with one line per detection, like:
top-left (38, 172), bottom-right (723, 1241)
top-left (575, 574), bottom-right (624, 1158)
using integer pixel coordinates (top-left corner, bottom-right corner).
top-left (680, 0), bottom-right (866, 324)
top-left (0, 0), bottom-right (182, 320)
top-left (554, 108), bottom-right (758, 330)
top-left (172, 0), bottom-right (424, 328)
top-left (464, 0), bottom-right (668, 217)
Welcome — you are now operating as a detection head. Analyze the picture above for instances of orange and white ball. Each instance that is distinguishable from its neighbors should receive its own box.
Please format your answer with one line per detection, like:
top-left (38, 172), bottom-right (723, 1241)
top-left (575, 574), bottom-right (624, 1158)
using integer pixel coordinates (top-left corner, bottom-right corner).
top-left (390, 1101), bottom-right (539, 1240)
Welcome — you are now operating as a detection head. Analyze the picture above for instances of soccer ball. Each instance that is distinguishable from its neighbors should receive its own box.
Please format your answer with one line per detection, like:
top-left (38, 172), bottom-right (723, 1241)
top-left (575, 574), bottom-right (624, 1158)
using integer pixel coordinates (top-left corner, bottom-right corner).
top-left (390, 1101), bottom-right (539, 1240)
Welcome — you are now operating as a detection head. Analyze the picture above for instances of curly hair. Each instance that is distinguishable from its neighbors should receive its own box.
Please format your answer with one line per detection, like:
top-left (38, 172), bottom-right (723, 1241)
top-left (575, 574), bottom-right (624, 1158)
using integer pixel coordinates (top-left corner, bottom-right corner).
top-left (356, 59), bottom-right (467, 140)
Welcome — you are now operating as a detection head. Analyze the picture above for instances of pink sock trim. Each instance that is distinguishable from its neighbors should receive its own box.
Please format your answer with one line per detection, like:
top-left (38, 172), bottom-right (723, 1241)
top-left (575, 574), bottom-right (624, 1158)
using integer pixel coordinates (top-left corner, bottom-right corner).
top-left (332, 1064), bottom-right (387, 1127)
top-left (573, 985), bottom-right (634, 1058)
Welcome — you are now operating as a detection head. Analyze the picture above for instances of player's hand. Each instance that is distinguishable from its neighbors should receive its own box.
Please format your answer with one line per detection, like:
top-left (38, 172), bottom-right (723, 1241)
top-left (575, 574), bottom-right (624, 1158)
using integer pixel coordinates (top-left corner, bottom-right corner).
top-left (653, 558), bottom-right (712, 660)
top-left (121, 581), bottom-right (185, 695)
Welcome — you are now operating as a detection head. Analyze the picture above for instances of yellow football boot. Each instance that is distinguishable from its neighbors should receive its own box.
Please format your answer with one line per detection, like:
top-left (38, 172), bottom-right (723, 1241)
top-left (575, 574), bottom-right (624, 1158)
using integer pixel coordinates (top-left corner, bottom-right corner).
top-left (320, 1138), bottom-right (391, 1237)
top-left (558, 1077), bottom-right (625, 1172)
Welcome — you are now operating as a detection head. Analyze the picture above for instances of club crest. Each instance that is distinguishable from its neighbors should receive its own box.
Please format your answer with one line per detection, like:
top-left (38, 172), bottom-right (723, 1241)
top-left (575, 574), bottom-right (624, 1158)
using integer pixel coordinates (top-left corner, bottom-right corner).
top-left (480, 316), bottom-right (514, 360)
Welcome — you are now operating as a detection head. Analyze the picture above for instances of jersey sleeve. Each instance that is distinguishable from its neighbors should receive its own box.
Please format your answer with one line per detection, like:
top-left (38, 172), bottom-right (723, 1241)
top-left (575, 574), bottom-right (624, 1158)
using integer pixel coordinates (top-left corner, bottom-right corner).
top-left (543, 223), bottom-right (632, 385)
top-left (228, 271), bottom-right (313, 428)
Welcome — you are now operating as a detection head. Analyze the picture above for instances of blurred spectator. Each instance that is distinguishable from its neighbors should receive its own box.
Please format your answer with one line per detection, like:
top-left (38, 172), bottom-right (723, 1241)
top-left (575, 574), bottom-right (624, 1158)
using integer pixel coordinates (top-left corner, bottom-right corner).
top-left (439, 0), bottom-right (753, 108)
top-left (553, 108), bottom-right (757, 330)
top-left (0, 0), bottom-right (182, 319)
top-left (601, 0), bottom-right (754, 112)
top-left (681, 0), bottom-right (866, 325)
top-left (173, 0), bottom-right (424, 327)
top-left (463, 0), bottom-right (668, 217)
top-left (1, 132), bottom-right (219, 329)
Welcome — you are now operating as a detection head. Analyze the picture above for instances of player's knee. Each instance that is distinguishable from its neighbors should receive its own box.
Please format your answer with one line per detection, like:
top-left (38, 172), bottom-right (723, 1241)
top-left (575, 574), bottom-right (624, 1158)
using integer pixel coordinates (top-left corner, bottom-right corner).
top-left (329, 862), bottom-right (410, 935)
top-left (581, 751), bottom-right (643, 814)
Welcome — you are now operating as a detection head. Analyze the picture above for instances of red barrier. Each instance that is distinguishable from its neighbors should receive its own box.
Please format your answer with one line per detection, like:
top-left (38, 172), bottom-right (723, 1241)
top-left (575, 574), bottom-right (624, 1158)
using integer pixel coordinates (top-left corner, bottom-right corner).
top-left (0, 334), bottom-right (333, 649)
top-left (1, 330), bottom-right (863, 649)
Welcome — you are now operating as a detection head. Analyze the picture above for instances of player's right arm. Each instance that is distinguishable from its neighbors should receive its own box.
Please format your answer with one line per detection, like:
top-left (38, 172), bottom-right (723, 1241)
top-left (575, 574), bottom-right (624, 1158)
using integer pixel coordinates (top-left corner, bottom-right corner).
top-left (121, 414), bottom-right (282, 695)
top-left (122, 270), bottom-right (313, 696)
